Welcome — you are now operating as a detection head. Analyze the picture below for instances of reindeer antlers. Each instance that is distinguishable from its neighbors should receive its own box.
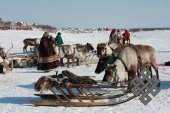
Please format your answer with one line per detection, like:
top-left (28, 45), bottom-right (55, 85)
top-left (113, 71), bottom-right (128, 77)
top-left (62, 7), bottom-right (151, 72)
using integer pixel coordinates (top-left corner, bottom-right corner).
top-left (5, 43), bottom-right (13, 57)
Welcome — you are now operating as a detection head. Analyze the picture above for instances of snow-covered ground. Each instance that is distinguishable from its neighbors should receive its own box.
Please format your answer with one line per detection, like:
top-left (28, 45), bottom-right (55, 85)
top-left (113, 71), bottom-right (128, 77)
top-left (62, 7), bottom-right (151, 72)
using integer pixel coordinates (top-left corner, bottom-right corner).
top-left (0, 30), bottom-right (170, 113)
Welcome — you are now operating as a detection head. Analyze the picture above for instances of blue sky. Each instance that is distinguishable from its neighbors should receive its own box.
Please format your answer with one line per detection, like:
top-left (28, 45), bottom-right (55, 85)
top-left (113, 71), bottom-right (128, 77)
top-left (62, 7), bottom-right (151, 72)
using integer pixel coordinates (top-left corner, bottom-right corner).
top-left (0, 0), bottom-right (170, 28)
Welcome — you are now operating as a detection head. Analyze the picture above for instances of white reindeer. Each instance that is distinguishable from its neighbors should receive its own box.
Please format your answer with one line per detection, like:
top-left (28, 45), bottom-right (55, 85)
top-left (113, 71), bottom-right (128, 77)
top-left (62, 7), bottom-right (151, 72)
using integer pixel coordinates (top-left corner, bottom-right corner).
top-left (54, 43), bottom-right (94, 67)
top-left (0, 44), bottom-right (13, 74)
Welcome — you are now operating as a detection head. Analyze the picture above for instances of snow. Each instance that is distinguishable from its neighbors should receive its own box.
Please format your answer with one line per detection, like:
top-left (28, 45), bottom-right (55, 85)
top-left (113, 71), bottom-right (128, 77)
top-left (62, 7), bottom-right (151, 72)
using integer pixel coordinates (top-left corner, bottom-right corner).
top-left (0, 29), bottom-right (170, 113)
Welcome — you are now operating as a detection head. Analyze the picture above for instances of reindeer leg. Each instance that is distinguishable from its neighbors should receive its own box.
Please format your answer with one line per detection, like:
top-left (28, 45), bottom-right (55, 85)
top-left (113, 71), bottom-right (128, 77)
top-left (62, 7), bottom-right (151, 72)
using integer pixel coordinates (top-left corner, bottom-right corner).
top-left (60, 58), bottom-right (64, 67)
top-left (23, 47), bottom-right (25, 53)
top-left (10, 59), bottom-right (13, 71)
top-left (128, 65), bottom-right (137, 90)
top-left (151, 64), bottom-right (159, 79)
top-left (3, 59), bottom-right (10, 74)
top-left (137, 68), bottom-right (140, 77)
top-left (83, 56), bottom-right (87, 62)
top-left (148, 66), bottom-right (153, 78)
top-left (67, 58), bottom-right (70, 68)
top-left (152, 64), bottom-right (160, 87)
top-left (127, 71), bottom-right (133, 90)
top-left (25, 48), bottom-right (28, 54)
top-left (76, 58), bottom-right (80, 66)
top-left (71, 57), bottom-right (75, 67)
top-left (23, 45), bottom-right (28, 53)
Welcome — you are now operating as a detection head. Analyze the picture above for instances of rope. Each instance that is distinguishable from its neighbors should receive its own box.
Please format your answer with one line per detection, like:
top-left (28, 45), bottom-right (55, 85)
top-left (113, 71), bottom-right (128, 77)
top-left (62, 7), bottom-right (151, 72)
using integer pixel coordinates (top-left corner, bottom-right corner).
top-left (116, 56), bottom-right (129, 72)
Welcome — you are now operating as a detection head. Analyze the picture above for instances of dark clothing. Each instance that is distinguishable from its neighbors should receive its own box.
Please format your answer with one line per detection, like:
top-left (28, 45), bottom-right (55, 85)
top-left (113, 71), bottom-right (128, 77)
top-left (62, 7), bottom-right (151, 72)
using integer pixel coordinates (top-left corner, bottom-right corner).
top-left (122, 30), bottom-right (130, 44)
top-left (37, 60), bottom-right (59, 70)
top-left (39, 37), bottom-right (49, 57)
top-left (165, 61), bottom-right (170, 66)
top-left (122, 31), bottom-right (130, 40)
top-left (37, 36), bottom-right (59, 71)
top-left (55, 35), bottom-right (63, 45)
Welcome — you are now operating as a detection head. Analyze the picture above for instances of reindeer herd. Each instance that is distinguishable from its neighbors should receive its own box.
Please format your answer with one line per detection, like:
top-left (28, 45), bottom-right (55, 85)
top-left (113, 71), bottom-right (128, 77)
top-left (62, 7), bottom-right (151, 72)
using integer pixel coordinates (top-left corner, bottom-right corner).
top-left (1, 36), bottom-right (160, 88)
top-left (0, 37), bottom-right (97, 74)
top-left (22, 38), bottom-right (96, 67)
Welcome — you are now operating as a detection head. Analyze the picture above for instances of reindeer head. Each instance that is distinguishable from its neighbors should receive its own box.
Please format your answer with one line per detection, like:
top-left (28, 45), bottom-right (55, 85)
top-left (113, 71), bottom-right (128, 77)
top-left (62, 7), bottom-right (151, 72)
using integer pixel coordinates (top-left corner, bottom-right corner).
top-left (0, 48), bottom-right (6, 59)
top-left (102, 65), bottom-right (117, 82)
top-left (86, 43), bottom-right (94, 51)
top-left (0, 44), bottom-right (13, 59)
top-left (97, 43), bottom-right (114, 57)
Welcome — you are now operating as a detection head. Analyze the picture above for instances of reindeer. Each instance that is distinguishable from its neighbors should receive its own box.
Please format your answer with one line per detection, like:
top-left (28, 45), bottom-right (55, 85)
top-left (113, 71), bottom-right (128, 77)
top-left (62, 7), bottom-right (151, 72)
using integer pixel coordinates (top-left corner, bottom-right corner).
top-left (96, 43), bottom-right (159, 88)
top-left (23, 38), bottom-right (40, 53)
top-left (77, 43), bottom-right (96, 62)
top-left (80, 50), bottom-right (96, 62)
top-left (13, 56), bottom-right (37, 68)
top-left (0, 44), bottom-right (14, 73)
top-left (54, 43), bottom-right (94, 67)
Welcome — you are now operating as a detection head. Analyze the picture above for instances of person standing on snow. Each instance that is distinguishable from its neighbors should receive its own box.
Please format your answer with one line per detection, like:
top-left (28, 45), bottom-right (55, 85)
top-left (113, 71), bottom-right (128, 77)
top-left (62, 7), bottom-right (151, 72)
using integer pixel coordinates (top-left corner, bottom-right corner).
top-left (55, 32), bottom-right (63, 46)
top-left (108, 29), bottom-right (122, 45)
top-left (122, 30), bottom-right (130, 44)
top-left (117, 29), bottom-right (123, 45)
top-left (55, 32), bottom-right (64, 66)
top-left (108, 29), bottom-right (119, 45)
top-left (37, 32), bottom-right (60, 72)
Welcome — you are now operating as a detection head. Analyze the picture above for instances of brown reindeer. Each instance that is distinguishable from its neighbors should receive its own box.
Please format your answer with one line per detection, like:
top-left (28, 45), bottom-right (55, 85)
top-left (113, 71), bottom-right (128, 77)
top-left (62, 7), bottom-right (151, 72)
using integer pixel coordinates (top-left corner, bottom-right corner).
top-left (34, 75), bottom-right (61, 93)
top-left (34, 70), bottom-right (96, 93)
top-left (96, 43), bottom-right (159, 87)
top-left (23, 38), bottom-right (40, 53)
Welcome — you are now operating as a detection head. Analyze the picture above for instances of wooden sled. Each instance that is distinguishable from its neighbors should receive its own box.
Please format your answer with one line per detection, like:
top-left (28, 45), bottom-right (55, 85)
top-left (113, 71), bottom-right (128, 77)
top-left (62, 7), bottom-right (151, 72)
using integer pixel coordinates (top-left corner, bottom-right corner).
top-left (10, 52), bottom-right (37, 68)
top-left (30, 70), bottom-right (135, 107)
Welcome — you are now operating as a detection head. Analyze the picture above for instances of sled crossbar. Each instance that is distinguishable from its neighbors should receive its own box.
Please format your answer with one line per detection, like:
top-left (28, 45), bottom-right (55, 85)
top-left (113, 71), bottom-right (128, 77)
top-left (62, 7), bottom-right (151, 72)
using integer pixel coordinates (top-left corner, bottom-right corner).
top-left (34, 92), bottom-right (129, 100)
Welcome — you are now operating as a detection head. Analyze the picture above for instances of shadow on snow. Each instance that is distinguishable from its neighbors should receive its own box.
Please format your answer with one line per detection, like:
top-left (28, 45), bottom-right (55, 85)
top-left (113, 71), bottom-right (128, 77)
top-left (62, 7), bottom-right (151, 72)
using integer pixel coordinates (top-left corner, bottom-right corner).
top-left (160, 81), bottom-right (170, 89)
top-left (0, 96), bottom-right (40, 105)
top-left (17, 83), bottom-right (34, 89)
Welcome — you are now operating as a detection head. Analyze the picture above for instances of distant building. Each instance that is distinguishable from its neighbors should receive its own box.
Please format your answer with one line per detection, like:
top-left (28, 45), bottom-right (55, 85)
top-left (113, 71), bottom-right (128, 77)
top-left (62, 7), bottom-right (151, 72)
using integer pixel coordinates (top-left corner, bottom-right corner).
top-left (0, 18), bottom-right (32, 30)
top-left (0, 18), bottom-right (4, 29)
